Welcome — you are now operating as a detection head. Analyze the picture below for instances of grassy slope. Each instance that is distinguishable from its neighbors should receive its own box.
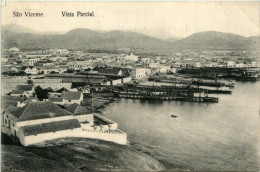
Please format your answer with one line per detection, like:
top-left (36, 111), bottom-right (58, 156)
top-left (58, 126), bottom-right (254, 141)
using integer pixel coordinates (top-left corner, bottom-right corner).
top-left (2, 138), bottom-right (165, 172)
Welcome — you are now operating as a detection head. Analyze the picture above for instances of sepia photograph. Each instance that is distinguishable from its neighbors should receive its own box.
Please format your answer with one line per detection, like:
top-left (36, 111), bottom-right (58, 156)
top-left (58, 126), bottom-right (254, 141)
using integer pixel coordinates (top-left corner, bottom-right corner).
top-left (1, 1), bottom-right (260, 171)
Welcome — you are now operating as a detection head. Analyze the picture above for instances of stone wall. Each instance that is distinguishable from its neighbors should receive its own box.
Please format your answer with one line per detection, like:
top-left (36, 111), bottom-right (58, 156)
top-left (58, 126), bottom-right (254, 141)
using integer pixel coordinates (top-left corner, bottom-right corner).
top-left (19, 128), bottom-right (127, 146)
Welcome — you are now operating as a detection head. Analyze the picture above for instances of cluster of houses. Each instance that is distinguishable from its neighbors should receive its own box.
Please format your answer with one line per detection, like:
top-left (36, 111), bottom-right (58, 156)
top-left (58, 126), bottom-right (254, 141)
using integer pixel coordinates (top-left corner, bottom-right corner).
top-left (1, 47), bottom-right (259, 147)
top-left (2, 78), bottom-right (127, 146)
top-left (2, 99), bottom-right (127, 146)
top-left (3, 47), bottom-right (259, 80)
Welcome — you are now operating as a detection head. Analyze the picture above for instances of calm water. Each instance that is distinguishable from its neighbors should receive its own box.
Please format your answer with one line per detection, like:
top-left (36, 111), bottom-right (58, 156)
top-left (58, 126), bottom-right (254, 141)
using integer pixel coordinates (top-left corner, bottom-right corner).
top-left (103, 81), bottom-right (260, 171)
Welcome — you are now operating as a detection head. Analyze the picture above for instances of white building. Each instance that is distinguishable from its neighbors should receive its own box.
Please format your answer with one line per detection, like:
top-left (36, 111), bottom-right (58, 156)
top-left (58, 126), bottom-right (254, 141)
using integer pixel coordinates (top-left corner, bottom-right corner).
top-left (10, 85), bottom-right (35, 97)
top-left (160, 65), bottom-right (171, 74)
top-left (227, 61), bottom-right (235, 67)
top-left (194, 62), bottom-right (201, 67)
top-left (67, 61), bottom-right (93, 71)
top-left (25, 54), bottom-right (52, 59)
top-left (20, 66), bottom-right (39, 75)
top-left (9, 47), bottom-right (19, 53)
top-left (29, 58), bottom-right (40, 66)
top-left (141, 58), bottom-right (150, 63)
top-left (63, 91), bottom-right (83, 104)
top-left (125, 53), bottom-right (139, 62)
top-left (236, 63), bottom-right (244, 68)
top-left (1, 101), bottom-right (127, 146)
top-left (50, 56), bottom-right (67, 62)
top-left (48, 91), bottom-right (83, 105)
top-left (149, 62), bottom-right (161, 68)
top-left (57, 49), bottom-right (70, 55)
top-left (130, 67), bottom-right (146, 79)
top-left (2, 57), bottom-right (8, 63)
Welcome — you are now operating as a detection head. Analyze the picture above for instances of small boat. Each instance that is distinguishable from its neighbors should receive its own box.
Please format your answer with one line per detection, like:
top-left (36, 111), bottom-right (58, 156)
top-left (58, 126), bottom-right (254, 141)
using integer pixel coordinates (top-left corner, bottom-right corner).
top-left (171, 115), bottom-right (178, 118)
top-left (225, 81), bottom-right (235, 88)
top-left (225, 84), bottom-right (234, 88)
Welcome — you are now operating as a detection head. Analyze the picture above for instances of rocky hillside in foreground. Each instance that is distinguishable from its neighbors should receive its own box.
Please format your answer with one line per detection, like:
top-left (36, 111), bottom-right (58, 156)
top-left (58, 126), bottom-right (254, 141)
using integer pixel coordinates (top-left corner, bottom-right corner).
top-left (2, 137), bottom-right (165, 172)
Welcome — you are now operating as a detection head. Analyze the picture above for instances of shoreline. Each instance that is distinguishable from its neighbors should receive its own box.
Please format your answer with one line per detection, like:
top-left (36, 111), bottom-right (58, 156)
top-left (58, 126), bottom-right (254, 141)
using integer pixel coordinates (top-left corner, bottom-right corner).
top-left (1, 136), bottom-right (165, 171)
top-left (1, 96), bottom-right (166, 171)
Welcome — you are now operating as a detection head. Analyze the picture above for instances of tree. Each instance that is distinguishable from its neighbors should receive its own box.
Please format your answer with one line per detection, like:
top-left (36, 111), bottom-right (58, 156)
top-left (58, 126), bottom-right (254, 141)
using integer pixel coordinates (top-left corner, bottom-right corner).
top-left (65, 69), bottom-right (74, 73)
top-left (27, 80), bottom-right (34, 85)
top-left (35, 86), bottom-right (49, 101)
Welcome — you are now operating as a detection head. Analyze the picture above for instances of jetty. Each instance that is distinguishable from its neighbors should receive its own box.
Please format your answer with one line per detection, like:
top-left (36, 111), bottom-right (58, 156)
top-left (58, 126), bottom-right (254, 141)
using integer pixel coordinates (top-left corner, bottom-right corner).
top-left (107, 85), bottom-right (219, 103)
top-left (177, 67), bottom-right (259, 81)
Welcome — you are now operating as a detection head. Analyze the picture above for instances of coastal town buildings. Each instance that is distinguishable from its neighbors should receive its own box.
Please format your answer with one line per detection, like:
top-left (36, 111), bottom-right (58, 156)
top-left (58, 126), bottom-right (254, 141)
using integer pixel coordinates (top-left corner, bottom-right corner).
top-left (8, 47), bottom-right (20, 53)
top-left (1, 47), bottom-right (259, 148)
top-left (1, 101), bottom-right (127, 146)
top-left (125, 53), bottom-right (139, 62)
top-left (130, 67), bottom-right (146, 79)
top-left (20, 66), bottom-right (39, 75)
top-left (10, 85), bottom-right (35, 97)
top-left (48, 91), bottom-right (83, 105)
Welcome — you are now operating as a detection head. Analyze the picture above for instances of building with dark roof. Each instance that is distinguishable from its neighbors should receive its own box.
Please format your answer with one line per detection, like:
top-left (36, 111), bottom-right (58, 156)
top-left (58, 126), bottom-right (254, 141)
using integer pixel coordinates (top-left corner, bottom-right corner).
top-left (9, 101), bottom-right (72, 121)
top-left (65, 103), bottom-right (92, 115)
top-left (45, 74), bottom-right (106, 84)
top-left (48, 91), bottom-right (83, 105)
top-left (97, 67), bottom-right (123, 76)
top-left (20, 119), bottom-right (81, 136)
top-left (19, 66), bottom-right (39, 74)
top-left (10, 84), bottom-right (34, 97)
top-left (2, 101), bottom-right (95, 146)
top-left (65, 104), bottom-right (94, 125)
top-left (2, 100), bottom-right (126, 146)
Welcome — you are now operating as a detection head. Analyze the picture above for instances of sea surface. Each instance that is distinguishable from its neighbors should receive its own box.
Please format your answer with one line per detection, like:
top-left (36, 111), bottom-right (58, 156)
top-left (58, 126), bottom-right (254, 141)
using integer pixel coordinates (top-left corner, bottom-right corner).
top-left (102, 81), bottom-right (260, 171)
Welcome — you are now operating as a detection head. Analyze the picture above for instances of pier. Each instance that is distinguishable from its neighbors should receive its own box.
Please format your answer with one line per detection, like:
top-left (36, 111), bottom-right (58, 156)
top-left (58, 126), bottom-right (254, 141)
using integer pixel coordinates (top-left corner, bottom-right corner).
top-left (106, 85), bottom-right (219, 103)
top-left (117, 93), bottom-right (218, 102)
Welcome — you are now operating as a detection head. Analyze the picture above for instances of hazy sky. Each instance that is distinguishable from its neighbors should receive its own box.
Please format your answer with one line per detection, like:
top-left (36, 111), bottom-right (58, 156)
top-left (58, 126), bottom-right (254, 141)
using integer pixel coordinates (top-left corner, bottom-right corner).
top-left (2, 1), bottom-right (260, 37)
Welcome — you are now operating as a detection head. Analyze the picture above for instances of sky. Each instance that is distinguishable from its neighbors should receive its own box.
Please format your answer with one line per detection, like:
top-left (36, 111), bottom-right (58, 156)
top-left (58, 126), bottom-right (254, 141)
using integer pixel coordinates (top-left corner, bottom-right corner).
top-left (1, 1), bottom-right (260, 38)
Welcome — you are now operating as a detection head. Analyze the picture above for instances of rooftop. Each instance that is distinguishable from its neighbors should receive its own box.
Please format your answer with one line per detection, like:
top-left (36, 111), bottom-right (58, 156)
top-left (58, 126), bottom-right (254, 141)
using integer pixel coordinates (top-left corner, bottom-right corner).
top-left (9, 101), bottom-right (72, 121)
top-left (97, 67), bottom-right (122, 75)
top-left (48, 96), bottom-right (63, 102)
top-left (45, 74), bottom-right (106, 79)
top-left (20, 119), bottom-right (81, 136)
top-left (62, 91), bottom-right (82, 100)
top-left (20, 66), bottom-right (36, 70)
top-left (10, 90), bottom-right (24, 94)
top-left (16, 85), bottom-right (33, 91)
top-left (65, 103), bottom-right (92, 115)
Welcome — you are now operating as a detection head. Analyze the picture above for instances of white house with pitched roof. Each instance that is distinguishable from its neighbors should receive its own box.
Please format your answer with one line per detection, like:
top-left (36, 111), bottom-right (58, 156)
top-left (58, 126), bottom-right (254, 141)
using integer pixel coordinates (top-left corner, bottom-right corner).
top-left (10, 85), bottom-right (35, 97)
top-left (2, 101), bottom-right (127, 146)
top-left (48, 91), bottom-right (83, 105)
top-left (20, 66), bottom-right (39, 74)
top-left (125, 53), bottom-right (139, 62)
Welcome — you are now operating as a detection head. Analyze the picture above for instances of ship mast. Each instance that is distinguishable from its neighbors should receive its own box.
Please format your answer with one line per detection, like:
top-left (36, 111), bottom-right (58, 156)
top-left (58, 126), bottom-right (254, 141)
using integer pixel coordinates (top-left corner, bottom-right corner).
top-left (92, 89), bottom-right (94, 114)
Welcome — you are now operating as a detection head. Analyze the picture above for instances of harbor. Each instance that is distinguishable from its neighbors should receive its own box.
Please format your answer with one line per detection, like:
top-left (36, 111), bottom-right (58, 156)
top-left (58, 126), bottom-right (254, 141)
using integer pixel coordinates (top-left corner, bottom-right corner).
top-left (88, 79), bottom-right (232, 103)
top-left (102, 81), bottom-right (260, 171)
top-left (1, 2), bottom-right (260, 171)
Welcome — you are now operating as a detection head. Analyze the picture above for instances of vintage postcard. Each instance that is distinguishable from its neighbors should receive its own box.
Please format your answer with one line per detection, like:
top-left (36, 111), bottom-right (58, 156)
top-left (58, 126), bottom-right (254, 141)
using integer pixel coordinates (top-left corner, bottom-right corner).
top-left (1, 1), bottom-right (260, 171)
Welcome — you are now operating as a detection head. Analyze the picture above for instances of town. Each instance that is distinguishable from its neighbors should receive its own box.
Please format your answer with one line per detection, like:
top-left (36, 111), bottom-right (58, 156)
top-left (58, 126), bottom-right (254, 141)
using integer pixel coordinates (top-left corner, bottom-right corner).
top-left (1, 47), bottom-right (259, 146)
top-left (2, 1), bottom-right (260, 171)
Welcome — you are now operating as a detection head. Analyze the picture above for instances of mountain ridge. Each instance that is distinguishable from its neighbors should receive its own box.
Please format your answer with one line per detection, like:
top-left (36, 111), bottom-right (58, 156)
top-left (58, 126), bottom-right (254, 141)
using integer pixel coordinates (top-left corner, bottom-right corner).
top-left (172, 31), bottom-right (259, 50)
top-left (2, 25), bottom-right (259, 51)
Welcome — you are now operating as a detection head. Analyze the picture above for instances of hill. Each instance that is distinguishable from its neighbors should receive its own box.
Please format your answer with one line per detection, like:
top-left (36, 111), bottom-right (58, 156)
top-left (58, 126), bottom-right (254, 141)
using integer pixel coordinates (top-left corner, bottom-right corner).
top-left (2, 24), bottom-right (62, 35)
top-left (125, 28), bottom-right (181, 41)
top-left (2, 27), bottom-right (172, 50)
top-left (2, 137), bottom-right (165, 172)
top-left (173, 31), bottom-right (260, 50)
top-left (2, 25), bottom-right (259, 51)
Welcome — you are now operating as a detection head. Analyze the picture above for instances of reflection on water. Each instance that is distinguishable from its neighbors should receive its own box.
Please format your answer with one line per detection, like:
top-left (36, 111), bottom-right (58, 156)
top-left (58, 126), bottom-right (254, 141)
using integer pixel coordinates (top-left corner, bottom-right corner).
top-left (103, 82), bottom-right (260, 171)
